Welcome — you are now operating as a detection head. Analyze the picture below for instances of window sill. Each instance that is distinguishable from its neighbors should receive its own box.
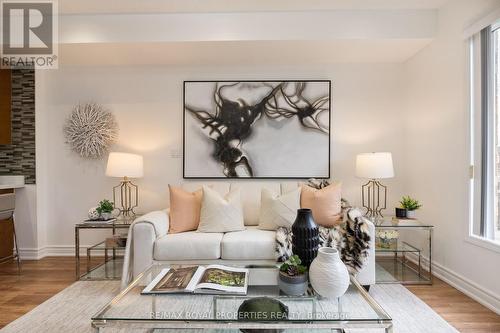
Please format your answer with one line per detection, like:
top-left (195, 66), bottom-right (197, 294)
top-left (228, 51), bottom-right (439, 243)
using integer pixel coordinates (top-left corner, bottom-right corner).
top-left (465, 235), bottom-right (500, 254)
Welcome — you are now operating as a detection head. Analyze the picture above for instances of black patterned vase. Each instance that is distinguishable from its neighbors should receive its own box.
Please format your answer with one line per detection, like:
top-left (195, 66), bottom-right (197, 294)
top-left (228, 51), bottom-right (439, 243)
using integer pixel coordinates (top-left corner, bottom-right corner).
top-left (292, 208), bottom-right (319, 267)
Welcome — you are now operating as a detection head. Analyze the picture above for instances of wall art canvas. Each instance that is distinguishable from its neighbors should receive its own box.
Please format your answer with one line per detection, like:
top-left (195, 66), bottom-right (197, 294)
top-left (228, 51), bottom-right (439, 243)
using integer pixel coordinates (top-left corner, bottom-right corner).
top-left (183, 80), bottom-right (331, 179)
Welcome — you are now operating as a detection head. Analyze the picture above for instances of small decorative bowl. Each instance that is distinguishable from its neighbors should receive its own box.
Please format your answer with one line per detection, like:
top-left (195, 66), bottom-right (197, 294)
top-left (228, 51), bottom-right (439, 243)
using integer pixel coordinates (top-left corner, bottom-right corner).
top-left (237, 297), bottom-right (289, 333)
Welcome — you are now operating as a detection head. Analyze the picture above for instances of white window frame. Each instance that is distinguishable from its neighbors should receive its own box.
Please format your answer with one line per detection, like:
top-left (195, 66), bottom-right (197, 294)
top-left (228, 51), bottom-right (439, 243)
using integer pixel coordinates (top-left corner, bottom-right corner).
top-left (467, 22), bottom-right (500, 253)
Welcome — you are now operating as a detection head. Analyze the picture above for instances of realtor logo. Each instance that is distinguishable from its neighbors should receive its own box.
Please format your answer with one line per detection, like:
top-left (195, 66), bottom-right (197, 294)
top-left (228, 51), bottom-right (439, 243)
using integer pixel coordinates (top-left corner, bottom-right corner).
top-left (1, 0), bottom-right (58, 69)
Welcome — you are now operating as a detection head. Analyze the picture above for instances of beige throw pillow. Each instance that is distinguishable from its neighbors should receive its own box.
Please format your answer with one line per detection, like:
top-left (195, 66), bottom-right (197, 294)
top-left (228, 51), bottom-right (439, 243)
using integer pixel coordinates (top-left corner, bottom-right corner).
top-left (300, 182), bottom-right (342, 227)
top-left (258, 188), bottom-right (301, 230)
top-left (168, 185), bottom-right (202, 234)
top-left (198, 186), bottom-right (245, 233)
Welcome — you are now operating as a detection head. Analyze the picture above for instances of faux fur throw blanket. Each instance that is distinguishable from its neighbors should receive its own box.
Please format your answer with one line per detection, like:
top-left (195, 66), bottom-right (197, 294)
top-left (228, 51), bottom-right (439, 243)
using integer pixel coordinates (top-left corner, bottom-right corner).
top-left (276, 180), bottom-right (371, 275)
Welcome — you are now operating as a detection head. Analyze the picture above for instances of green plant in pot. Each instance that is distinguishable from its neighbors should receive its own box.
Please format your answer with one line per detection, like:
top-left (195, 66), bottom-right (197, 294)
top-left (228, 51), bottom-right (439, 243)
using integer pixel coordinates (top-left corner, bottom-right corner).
top-left (399, 196), bottom-right (422, 219)
top-left (278, 255), bottom-right (308, 296)
top-left (96, 199), bottom-right (114, 220)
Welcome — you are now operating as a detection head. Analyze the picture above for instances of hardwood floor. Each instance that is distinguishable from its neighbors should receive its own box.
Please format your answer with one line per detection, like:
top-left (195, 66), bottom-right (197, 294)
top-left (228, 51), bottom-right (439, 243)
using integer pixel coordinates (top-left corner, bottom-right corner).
top-left (0, 257), bottom-right (99, 328)
top-left (0, 257), bottom-right (499, 332)
top-left (407, 280), bottom-right (500, 333)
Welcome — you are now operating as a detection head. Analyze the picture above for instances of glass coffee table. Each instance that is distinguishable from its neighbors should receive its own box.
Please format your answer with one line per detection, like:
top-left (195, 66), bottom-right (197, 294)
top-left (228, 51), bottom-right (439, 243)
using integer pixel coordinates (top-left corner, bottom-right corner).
top-left (92, 264), bottom-right (392, 332)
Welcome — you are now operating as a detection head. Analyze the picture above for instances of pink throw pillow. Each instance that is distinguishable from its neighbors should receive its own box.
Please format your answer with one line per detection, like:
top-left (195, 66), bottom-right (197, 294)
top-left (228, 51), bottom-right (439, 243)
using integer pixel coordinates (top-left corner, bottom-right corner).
top-left (300, 182), bottom-right (342, 227)
top-left (168, 185), bottom-right (202, 233)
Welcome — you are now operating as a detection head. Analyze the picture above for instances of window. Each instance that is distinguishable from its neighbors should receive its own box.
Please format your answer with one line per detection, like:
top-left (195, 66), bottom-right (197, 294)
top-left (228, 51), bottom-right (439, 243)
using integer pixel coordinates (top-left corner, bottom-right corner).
top-left (494, 27), bottom-right (500, 242)
top-left (469, 22), bottom-right (500, 246)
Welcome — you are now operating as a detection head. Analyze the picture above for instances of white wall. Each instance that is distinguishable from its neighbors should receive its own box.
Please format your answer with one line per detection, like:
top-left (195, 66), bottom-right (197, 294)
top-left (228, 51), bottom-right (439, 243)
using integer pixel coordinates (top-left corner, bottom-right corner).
top-left (404, 0), bottom-right (500, 313)
top-left (34, 63), bottom-right (407, 250)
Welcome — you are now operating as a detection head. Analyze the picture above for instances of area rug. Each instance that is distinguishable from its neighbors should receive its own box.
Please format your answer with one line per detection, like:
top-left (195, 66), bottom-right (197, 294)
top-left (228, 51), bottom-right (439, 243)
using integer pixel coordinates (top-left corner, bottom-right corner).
top-left (375, 263), bottom-right (398, 283)
top-left (0, 281), bottom-right (457, 333)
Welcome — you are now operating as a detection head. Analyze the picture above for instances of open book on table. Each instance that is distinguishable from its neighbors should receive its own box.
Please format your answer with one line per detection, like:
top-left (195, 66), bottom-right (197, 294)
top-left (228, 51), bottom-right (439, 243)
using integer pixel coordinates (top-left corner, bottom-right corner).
top-left (141, 265), bottom-right (249, 295)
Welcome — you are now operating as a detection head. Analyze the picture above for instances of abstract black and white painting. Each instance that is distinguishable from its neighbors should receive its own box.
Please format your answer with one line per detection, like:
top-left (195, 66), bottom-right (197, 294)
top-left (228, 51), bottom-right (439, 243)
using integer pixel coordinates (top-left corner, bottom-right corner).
top-left (183, 80), bottom-right (331, 179)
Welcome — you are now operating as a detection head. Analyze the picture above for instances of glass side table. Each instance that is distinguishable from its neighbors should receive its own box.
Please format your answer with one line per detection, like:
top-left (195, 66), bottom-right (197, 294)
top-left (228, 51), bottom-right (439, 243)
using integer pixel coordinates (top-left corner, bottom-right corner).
top-left (374, 218), bottom-right (433, 285)
top-left (75, 216), bottom-right (136, 281)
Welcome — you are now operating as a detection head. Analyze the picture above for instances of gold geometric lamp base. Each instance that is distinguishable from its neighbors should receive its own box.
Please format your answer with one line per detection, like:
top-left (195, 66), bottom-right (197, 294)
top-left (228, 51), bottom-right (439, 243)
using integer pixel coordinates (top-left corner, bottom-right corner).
top-left (112, 176), bottom-right (139, 217)
top-left (361, 179), bottom-right (388, 218)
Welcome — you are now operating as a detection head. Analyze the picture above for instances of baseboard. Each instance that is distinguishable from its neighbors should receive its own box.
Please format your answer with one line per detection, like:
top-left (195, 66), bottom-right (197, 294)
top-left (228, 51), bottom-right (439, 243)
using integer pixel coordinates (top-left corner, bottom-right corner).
top-left (19, 245), bottom-right (123, 259)
top-left (404, 253), bottom-right (500, 315)
top-left (18, 247), bottom-right (47, 260)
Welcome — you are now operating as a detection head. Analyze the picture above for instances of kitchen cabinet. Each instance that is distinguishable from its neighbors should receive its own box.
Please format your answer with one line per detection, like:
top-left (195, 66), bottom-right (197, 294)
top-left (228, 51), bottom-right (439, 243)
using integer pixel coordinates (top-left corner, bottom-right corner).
top-left (0, 69), bottom-right (11, 145)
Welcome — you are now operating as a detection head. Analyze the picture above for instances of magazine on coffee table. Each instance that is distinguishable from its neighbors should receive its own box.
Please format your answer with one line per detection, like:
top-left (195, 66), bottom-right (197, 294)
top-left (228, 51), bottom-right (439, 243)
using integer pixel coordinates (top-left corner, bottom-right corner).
top-left (141, 265), bottom-right (249, 295)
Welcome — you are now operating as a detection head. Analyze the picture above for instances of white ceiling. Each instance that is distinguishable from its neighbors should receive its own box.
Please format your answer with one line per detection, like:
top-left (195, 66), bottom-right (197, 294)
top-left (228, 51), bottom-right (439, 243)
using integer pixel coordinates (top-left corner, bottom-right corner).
top-left (57, 1), bottom-right (444, 65)
top-left (59, 0), bottom-right (451, 14)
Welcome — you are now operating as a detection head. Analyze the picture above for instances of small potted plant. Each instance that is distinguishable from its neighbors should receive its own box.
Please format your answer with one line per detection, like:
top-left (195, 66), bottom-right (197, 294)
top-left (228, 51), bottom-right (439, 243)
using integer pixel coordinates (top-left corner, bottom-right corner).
top-left (96, 199), bottom-right (114, 220)
top-left (278, 255), bottom-right (308, 296)
top-left (398, 196), bottom-right (422, 219)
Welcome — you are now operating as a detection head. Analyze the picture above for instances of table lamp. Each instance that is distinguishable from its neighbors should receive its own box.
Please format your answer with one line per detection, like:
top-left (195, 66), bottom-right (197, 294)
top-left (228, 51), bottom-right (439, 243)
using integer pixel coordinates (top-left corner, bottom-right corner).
top-left (105, 152), bottom-right (144, 217)
top-left (355, 152), bottom-right (394, 218)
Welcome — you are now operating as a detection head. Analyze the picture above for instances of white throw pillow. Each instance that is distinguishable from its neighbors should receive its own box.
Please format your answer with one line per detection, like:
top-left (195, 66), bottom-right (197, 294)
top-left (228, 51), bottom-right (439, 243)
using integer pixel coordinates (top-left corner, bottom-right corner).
top-left (258, 187), bottom-right (301, 230)
top-left (198, 186), bottom-right (245, 233)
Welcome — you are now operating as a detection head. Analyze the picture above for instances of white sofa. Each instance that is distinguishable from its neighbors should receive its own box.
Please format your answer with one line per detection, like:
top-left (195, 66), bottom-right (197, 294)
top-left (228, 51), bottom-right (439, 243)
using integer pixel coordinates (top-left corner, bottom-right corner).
top-left (122, 181), bottom-right (375, 288)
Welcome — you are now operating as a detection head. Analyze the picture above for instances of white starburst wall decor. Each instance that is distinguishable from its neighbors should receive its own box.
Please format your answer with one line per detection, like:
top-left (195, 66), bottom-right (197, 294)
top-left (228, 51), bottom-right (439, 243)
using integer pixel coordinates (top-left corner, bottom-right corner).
top-left (64, 102), bottom-right (119, 159)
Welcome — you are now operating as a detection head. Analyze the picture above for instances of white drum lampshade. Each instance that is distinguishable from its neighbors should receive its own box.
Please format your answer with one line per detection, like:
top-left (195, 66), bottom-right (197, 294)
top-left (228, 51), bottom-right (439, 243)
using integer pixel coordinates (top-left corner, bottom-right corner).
top-left (105, 152), bottom-right (144, 217)
top-left (355, 152), bottom-right (394, 218)
top-left (106, 152), bottom-right (144, 178)
top-left (355, 152), bottom-right (394, 179)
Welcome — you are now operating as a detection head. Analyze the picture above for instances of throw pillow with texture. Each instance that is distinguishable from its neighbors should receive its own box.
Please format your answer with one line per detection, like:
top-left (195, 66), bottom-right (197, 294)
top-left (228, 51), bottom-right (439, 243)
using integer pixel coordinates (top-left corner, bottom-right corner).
top-left (300, 182), bottom-right (342, 227)
top-left (168, 185), bottom-right (203, 234)
top-left (198, 186), bottom-right (245, 233)
top-left (258, 187), bottom-right (301, 230)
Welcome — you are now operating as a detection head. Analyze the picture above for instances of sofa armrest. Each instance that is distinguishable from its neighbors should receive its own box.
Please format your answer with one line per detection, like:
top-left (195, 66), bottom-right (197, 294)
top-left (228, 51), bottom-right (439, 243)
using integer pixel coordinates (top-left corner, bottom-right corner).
top-left (356, 218), bottom-right (376, 286)
top-left (134, 209), bottom-right (169, 238)
top-left (131, 210), bottom-right (169, 279)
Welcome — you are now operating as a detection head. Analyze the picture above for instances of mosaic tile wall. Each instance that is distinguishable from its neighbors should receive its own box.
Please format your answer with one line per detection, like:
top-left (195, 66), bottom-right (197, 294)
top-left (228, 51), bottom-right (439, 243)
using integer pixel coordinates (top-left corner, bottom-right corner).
top-left (0, 68), bottom-right (36, 184)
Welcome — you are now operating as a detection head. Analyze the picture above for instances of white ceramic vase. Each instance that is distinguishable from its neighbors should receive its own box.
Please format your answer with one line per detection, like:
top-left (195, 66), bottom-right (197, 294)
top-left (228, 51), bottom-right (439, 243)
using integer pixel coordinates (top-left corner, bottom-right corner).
top-left (309, 247), bottom-right (350, 298)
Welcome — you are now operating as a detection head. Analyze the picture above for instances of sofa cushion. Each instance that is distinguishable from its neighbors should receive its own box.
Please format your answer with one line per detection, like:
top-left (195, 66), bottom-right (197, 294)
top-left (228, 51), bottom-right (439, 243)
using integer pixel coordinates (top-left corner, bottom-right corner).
top-left (230, 182), bottom-right (281, 226)
top-left (168, 185), bottom-right (202, 234)
top-left (301, 182), bottom-right (342, 227)
top-left (198, 186), bottom-right (245, 233)
top-left (221, 227), bottom-right (276, 260)
top-left (258, 187), bottom-right (301, 230)
top-left (280, 181), bottom-right (301, 194)
top-left (154, 231), bottom-right (223, 260)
